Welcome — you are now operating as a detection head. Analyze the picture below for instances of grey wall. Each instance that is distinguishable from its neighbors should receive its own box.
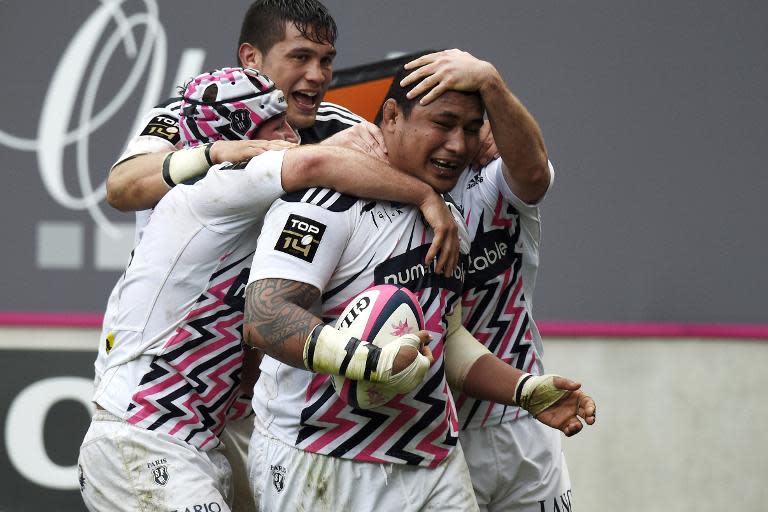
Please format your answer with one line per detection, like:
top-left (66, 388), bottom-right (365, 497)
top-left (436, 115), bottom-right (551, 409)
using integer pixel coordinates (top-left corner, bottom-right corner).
top-left (1, 1), bottom-right (766, 323)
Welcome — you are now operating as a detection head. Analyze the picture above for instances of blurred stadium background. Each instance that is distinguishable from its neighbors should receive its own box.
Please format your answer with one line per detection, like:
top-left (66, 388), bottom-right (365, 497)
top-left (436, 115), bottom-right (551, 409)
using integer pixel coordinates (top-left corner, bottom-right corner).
top-left (1, 1), bottom-right (766, 510)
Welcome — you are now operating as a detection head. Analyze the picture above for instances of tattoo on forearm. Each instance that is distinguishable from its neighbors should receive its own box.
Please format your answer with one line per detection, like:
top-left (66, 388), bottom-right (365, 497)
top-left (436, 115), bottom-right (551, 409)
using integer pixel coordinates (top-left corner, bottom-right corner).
top-left (245, 279), bottom-right (320, 357)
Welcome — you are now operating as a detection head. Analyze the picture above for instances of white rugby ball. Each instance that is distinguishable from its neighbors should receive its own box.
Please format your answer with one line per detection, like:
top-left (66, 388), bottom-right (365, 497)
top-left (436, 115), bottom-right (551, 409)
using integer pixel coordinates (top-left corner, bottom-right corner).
top-left (332, 284), bottom-right (425, 409)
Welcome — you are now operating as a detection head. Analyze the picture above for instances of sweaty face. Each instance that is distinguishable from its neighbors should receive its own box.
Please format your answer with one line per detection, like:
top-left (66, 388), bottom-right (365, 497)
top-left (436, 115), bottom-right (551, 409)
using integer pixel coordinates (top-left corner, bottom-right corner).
top-left (258, 23), bottom-right (335, 130)
top-left (386, 92), bottom-right (484, 193)
top-left (255, 113), bottom-right (299, 143)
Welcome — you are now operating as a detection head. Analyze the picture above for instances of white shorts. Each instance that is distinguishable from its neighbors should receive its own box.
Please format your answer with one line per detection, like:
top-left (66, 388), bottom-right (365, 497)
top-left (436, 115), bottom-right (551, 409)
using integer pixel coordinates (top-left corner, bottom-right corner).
top-left (78, 410), bottom-right (233, 512)
top-left (218, 416), bottom-right (257, 512)
top-left (460, 415), bottom-right (572, 512)
top-left (248, 418), bottom-right (478, 511)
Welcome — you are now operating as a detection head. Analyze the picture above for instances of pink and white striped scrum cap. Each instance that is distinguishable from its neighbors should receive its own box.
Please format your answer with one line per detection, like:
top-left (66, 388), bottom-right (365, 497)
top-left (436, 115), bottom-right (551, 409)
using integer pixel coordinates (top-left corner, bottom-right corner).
top-left (179, 67), bottom-right (287, 147)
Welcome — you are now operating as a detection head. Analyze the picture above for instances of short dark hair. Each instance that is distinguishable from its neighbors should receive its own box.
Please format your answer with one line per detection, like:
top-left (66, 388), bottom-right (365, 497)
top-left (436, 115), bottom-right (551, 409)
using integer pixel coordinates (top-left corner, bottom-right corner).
top-left (374, 50), bottom-right (489, 126)
top-left (373, 51), bottom-right (437, 126)
top-left (237, 0), bottom-right (338, 62)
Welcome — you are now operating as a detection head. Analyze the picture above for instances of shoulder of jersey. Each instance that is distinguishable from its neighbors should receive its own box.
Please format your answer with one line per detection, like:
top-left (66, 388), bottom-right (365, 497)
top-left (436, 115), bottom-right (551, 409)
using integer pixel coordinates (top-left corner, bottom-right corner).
top-left (297, 102), bottom-right (363, 144)
top-left (281, 187), bottom-right (358, 212)
top-left (155, 96), bottom-right (183, 111)
top-left (315, 101), bottom-right (363, 123)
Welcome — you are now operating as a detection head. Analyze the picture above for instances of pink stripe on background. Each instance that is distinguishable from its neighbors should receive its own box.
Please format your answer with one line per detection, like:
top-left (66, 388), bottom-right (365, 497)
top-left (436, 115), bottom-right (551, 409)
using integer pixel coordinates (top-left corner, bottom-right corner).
top-left (538, 321), bottom-right (768, 340)
top-left (0, 312), bottom-right (104, 328)
top-left (1, 312), bottom-right (767, 340)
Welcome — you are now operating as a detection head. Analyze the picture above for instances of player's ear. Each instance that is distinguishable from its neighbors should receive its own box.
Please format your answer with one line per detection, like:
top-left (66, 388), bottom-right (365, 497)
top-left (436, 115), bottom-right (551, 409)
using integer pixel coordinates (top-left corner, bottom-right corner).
top-left (238, 42), bottom-right (262, 69)
top-left (380, 99), bottom-right (400, 134)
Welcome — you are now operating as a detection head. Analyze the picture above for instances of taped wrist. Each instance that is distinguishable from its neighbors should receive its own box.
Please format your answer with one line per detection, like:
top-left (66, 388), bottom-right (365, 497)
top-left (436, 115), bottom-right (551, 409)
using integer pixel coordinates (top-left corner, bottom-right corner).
top-left (303, 324), bottom-right (427, 392)
top-left (443, 304), bottom-right (492, 390)
top-left (304, 324), bottom-right (382, 381)
top-left (513, 373), bottom-right (569, 417)
top-left (161, 143), bottom-right (214, 187)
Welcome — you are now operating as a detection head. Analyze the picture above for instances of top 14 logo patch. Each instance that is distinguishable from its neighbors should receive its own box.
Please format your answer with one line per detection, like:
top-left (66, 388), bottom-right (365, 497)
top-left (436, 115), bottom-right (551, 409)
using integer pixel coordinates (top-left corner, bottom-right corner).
top-left (275, 214), bottom-right (326, 263)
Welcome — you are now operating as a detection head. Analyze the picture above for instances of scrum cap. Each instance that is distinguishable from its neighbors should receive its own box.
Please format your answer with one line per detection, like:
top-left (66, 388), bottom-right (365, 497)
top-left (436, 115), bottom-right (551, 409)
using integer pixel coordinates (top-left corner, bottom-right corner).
top-left (179, 67), bottom-right (287, 147)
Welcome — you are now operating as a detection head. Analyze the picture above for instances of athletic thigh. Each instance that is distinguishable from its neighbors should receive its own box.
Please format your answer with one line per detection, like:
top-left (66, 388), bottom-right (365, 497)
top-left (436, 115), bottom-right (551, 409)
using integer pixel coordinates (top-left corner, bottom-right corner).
top-left (249, 430), bottom-right (477, 512)
top-left (78, 411), bottom-right (233, 512)
top-left (461, 416), bottom-right (572, 512)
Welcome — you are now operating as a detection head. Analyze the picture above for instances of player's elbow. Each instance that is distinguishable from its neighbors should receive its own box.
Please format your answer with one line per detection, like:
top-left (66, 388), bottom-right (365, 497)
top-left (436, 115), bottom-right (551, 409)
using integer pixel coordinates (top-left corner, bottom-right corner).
top-left (106, 171), bottom-right (133, 211)
top-left (516, 158), bottom-right (551, 205)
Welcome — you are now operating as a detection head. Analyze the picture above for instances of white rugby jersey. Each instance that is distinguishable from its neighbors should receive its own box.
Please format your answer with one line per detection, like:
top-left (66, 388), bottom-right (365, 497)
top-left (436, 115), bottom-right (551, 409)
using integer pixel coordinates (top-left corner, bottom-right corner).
top-left (449, 159), bottom-right (555, 430)
top-left (248, 190), bottom-right (467, 467)
top-left (94, 150), bottom-right (286, 450)
top-left (110, 99), bottom-right (362, 241)
top-left (95, 99), bottom-right (362, 394)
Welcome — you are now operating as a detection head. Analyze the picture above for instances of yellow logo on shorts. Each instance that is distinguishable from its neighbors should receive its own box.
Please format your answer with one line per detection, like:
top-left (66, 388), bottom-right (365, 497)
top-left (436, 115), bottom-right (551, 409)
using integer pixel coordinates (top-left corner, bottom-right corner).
top-left (105, 331), bottom-right (115, 354)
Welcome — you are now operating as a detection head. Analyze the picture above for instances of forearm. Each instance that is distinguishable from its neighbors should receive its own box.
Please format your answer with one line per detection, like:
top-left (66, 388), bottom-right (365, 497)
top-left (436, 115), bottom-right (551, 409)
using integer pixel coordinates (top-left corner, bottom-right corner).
top-left (443, 304), bottom-right (528, 405)
top-left (480, 71), bottom-right (550, 203)
top-left (106, 153), bottom-right (171, 211)
top-left (243, 278), bottom-right (322, 369)
top-left (281, 145), bottom-right (435, 207)
top-left (461, 353), bottom-right (525, 405)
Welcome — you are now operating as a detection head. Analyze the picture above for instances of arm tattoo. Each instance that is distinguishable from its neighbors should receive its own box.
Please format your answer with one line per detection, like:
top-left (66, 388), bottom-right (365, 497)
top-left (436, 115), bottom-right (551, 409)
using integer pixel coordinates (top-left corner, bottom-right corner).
top-left (245, 278), bottom-right (321, 362)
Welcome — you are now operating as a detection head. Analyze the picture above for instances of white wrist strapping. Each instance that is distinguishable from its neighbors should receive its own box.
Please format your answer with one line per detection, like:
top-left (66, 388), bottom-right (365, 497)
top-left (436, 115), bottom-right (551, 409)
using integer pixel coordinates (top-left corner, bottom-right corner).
top-left (443, 304), bottom-right (492, 390)
top-left (303, 324), bottom-right (429, 394)
top-left (161, 143), bottom-right (214, 187)
top-left (513, 373), bottom-right (569, 417)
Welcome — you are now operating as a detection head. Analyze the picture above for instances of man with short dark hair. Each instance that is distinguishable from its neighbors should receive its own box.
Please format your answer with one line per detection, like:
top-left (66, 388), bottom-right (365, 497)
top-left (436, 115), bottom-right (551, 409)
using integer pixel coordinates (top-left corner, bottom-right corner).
top-left (243, 49), bottom-right (595, 511)
top-left (105, 0), bottom-right (381, 214)
top-left (402, 48), bottom-right (581, 512)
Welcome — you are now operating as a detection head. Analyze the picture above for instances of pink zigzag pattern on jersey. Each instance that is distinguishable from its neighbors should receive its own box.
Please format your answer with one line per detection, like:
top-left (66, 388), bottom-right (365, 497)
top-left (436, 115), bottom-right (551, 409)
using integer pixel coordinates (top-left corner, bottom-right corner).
top-left (355, 393), bottom-right (422, 463)
top-left (306, 373), bottom-right (331, 402)
top-left (128, 271), bottom-right (248, 445)
top-left (127, 372), bottom-right (185, 424)
top-left (473, 273), bottom-right (527, 427)
top-left (304, 395), bottom-right (359, 453)
top-left (419, 288), bottom-right (449, 361)
top-left (416, 386), bottom-right (455, 468)
top-left (490, 191), bottom-right (516, 229)
top-left (168, 355), bottom-right (241, 448)
top-left (226, 394), bottom-right (252, 421)
top-left (127, 314), bottom-right (242, 430)
top-left (491, 272), bottom-right (526, 360)
top-left (173, 313), bottom-right (242, 372)
top-left (164, 275), bottom-right (239, 349)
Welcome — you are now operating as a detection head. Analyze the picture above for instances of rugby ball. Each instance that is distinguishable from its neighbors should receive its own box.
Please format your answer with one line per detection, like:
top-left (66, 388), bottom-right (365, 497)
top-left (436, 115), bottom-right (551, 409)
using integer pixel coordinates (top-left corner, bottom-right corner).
top-left (332, 284), bottom-right (425, 409)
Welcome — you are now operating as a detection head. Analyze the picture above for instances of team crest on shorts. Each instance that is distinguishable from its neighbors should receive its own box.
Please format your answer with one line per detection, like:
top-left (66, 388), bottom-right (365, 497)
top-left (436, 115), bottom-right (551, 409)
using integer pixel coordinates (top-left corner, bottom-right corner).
top-left (270, 464), bottom-right (287, 493)
top-left (229, 109), bottom-right (252, 136)
top-left (147, 457), bottom-right (169, 486)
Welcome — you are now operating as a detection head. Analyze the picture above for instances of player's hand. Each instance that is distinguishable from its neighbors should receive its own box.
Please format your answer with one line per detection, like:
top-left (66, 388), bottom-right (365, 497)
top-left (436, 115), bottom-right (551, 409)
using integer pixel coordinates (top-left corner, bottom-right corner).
top-left (471, 120), bottom-right (500, 170)
top-left (392, 330), bottom-right (434, 374)
top-left (420, 192), bottom-right (460, 277)
top-left (525, 375), bottom-right (597, 437)
top-left (321, 121), bottom-right (388, 161)
top-left (209, 139), bottom-right (297, 164)
top-left (401, 49), bottom-right (497, 105)
top-left (376, 331), bottom-right (432, 394)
